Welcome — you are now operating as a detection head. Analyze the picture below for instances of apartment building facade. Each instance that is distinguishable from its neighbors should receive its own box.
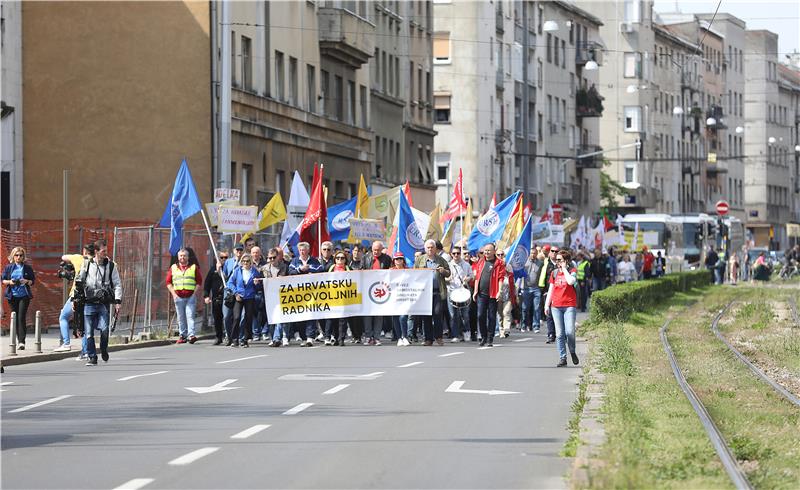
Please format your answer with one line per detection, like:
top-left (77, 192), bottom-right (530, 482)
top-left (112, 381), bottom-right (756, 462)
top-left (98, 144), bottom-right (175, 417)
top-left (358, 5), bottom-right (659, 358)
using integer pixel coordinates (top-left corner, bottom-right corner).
top-left (1, 0), bottom-right (23, 220)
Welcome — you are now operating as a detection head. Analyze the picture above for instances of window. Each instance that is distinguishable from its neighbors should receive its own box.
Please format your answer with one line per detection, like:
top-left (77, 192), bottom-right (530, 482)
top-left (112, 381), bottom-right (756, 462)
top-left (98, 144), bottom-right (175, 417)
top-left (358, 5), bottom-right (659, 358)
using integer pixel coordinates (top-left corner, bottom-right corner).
top-left (307, 64), bottom-right (316, 112)
top-left (434, 94), bottom-right (451, 123)
top-left (335, 75), bottom-right (343, 120)
top-left (624, 52), bottom-right (642, 78)
top-left (241, 36), bottom-right (252, 91)
top-left (360, 84), bottom-right (368, 128)
top-left (289, 57), bottom-right (298, 105)
top-left (624, 162), bottom-right (637, 183)
top-left (546, 34), bottom-right (552, 63)
top-left (241, 164), bottom-right (251, 205)
top-left (231, 31), bottom-right (237, 86)
top-left (348, 80), bottom-right (356, 125)
top-left (537, 59), bottom-right (543, 87)
top-left (433, 32), bottom-right (451, 63)
top-left (275, 51), bottom-right (284, 101)
top-left (561, 39), bottom-right (566, 68)
top-left (624, 106), bottom-right (641, 132)
top-left (434, 153), bottom-right (450, 184)
top-left (320, 70), bottom-right (329, 115)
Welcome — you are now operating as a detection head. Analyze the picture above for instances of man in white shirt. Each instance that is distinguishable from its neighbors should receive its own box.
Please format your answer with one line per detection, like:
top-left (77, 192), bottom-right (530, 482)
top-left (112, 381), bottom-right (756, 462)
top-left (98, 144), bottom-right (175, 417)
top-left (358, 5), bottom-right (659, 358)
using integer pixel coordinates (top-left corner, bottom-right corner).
top-left (446, 246), bottom-right (474, 342)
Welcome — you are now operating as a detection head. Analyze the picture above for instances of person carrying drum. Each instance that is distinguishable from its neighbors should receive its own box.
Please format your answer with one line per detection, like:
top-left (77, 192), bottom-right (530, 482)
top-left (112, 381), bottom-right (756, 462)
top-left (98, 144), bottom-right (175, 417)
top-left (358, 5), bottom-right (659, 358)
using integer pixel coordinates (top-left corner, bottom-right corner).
top-left (446, 245), bottom-right (474, 342)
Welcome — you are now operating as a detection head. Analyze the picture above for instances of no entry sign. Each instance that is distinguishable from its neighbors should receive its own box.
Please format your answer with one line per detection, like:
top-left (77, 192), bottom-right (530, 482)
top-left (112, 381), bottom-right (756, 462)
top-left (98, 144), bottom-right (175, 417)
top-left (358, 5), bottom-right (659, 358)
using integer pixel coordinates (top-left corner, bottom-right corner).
top-left (716, 200), bottom-right (729, 216)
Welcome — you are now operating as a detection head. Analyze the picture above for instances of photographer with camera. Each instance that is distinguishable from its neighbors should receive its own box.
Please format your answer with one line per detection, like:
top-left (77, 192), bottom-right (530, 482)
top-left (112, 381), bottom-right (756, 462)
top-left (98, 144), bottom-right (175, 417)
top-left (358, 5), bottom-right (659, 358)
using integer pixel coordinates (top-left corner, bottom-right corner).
top-left (54, 243), bottom-right (95, 354)
top-left (76, 239), bottom-right (122, 366)
top-left (2, 247), bottom-right (35, 350)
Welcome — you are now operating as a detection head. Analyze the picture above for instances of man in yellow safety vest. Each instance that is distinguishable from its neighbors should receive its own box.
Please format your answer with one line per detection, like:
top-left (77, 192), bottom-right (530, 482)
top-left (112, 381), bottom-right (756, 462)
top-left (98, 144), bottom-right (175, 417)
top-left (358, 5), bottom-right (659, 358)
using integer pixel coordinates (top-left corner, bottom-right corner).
top-left (166, 248), bottom-right (203, 344)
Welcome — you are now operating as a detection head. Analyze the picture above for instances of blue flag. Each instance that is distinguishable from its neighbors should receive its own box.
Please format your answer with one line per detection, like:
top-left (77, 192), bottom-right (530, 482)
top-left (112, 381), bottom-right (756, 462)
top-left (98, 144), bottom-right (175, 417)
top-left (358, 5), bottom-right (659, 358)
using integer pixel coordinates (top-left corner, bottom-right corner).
top-left (467, 191), bottom-right (521, 254)
top-left (158, 159), bottom-right (202, 256)
top-left (506, 216), bottom-right (533, 279)
top-left (327, 197), bottom-right (357, 242)
top-left (396, 189), bottom-right (423, 267)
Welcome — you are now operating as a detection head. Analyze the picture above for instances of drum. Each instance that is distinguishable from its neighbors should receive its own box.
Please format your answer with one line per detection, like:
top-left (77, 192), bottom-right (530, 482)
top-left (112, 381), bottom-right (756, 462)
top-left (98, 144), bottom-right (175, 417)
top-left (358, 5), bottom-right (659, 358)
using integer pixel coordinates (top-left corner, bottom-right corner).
top-left (449, 287), bottom-right (472, 309)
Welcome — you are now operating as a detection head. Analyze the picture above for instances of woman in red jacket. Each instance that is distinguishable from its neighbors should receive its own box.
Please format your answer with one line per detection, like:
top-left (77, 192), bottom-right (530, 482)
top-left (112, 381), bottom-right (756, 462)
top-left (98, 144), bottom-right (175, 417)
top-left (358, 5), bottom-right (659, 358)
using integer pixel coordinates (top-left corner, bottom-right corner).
top-left (544, 250), bottom-right (579, 367)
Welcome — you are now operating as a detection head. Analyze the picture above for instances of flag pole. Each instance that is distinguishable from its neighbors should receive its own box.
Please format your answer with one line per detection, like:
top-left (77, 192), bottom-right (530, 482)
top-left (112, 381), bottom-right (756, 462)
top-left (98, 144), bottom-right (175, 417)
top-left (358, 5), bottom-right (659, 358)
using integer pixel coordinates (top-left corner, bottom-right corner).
top-left (318, 163), bottom-right (324, 254)
top-left (200, 208), bottom-right (227, 283)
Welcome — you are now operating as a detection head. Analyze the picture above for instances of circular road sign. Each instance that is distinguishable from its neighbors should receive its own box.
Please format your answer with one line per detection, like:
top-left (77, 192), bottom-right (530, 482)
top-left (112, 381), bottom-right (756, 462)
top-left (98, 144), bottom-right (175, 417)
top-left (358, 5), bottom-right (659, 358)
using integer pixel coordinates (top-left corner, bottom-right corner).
top-left (716, 200), bottom-right (729, 215)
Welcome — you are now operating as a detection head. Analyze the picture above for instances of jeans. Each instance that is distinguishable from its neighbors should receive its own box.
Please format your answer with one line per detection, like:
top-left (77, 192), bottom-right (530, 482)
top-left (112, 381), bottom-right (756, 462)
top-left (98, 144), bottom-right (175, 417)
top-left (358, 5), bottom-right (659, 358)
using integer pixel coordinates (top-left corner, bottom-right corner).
top-left (59, 300), bottom-right (73, 345)
top-left (84, 303), bottom-right (109, 360)
top-left (447, 300), bottom-right (469, 338)
top-left (476, 294), bottom-right (497, 342)
top-left (363, 316), bottom-right (386, 340)
top-left (250, 294), bottom-right (267, 337)
top-left (520, 287), bottom-right (541, 330)
top-left (271, 323), bottom-right (285, 342)
top-left (174, 295), bottom-right (197, 338)
top-left (8, 296), bottom-right (30, 343)
top-left (591, 276), bottom-right (605, 292)
top-left (393, 315), bottom-right (409, 339)
top-left (232, 298), bottom-right (255, 342)
top-left (577, 280), bottom-right (590, 312)
top-left (551, 306), bottom-right (577, 360)
top-left (420, 295), bottom-right (444, 342)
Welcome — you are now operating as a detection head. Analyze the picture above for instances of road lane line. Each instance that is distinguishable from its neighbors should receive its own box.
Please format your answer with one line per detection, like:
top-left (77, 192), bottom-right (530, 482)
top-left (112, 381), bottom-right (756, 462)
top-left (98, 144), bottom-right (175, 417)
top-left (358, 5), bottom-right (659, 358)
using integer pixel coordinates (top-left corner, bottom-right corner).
top-left (117, 371), bottom-right (168, 381)
top-left (513, 338), bottom-right (533, 343)
top-left (230, 424), bottom-right (271, 439)
top-left (168, 447), bottom-right (219, 466)
top-left (323, 384), bottom-right (350, 395)
top-left (1, 381), bottom-right (14, 392)
top-left (216, 354), bottom-right (268, 364)
top-left (113, 478), bottom-right (154, 490)
top-left (8, 395), bottom-right (73, 414)
top-left (477, 345), bottom-right (503, 350)
top-left (397, 361), bottom-right (424, 368)
top-left (283, 402), bottom-right (314, 415)
top-left (439, 352), bottom-right (464, 357)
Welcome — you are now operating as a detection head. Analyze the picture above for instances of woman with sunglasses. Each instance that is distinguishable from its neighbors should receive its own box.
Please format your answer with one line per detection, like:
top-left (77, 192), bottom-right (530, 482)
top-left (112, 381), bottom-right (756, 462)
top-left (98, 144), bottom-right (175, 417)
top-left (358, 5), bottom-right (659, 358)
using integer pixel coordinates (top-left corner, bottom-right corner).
top-left (324, 253), bottom-right (352, 345)
top-left (390, 252), bottom-right (412, 346)
top-left (226, 253), bottom-right (263, 347)
top-left (2, 247), bottom-right (35, 350)
top-left (543, 250), bottom-right (579, 367)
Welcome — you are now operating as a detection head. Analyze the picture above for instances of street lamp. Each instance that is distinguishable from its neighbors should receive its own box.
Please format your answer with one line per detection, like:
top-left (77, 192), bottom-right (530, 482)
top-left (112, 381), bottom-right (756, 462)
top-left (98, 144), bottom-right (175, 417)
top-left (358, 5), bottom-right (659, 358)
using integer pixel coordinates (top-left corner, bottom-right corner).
top-left (584, 60), bottom-right (599, 70)
top-left (768, 136), bottom-right (777, 144)
top-left (735, 126), bottom-right (744, 134)
top-left (706, 117), bottom-right (717, 126)
top-left (673, 106), bottom-right (685, 115)
top-left (543, 20), bottom-right (559, 31)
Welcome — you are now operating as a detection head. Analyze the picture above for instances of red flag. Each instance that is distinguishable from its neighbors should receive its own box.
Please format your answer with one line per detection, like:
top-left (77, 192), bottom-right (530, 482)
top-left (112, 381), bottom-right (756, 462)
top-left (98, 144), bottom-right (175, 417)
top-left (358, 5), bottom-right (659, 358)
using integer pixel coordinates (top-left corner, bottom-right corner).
top-left (603, 212), bottom-right (614, 232)
top-left (299, 163), bottom-right (330, 256)
top-left (403, 180), bottom-right (414, 207)
top-left (490, 192), bottom-right (497, 210)
top-left (540, 207), bottom-right (550, 223)
top-left (441, 168), bottom-right (467, 223)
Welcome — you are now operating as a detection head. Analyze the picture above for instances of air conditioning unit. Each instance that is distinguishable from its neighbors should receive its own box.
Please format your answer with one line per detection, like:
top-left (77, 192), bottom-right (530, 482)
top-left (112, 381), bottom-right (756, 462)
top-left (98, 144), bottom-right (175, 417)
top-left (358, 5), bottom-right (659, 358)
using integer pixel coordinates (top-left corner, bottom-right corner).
top-left (619, 22), bottom-right (634, 33)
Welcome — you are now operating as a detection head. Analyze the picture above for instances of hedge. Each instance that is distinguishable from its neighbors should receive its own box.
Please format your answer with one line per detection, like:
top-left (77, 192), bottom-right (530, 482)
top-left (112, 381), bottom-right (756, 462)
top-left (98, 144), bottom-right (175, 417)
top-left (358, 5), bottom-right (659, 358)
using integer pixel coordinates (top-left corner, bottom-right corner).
top-left (588, 270), bottom-right (712, 323)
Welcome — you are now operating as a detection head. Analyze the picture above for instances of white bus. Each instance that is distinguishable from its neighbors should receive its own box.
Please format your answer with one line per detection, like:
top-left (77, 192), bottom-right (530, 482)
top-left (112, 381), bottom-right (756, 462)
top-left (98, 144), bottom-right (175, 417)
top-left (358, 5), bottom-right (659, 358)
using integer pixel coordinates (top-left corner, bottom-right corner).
top-left (621, 214), bottom-right (686, 272)
top-left (671, 214), bottom-right (717, 267)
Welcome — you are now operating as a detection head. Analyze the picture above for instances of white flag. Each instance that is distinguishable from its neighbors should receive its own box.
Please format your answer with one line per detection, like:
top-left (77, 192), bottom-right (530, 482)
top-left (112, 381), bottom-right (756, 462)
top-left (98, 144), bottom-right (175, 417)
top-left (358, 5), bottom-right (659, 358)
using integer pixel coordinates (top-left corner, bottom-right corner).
top-left (279, 171), bottom-right (310, 249)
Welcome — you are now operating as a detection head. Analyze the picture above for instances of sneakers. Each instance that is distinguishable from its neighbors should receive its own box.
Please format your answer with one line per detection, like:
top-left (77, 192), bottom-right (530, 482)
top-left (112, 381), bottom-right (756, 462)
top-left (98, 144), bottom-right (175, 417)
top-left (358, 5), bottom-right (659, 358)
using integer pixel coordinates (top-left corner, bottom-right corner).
top-left (324, 338), bottom-right (333, 346)
top-left (270, 340), bottom-right (281, 347)
top-left (436, 338), bottom-right (444, 346)
top-left (213, 339), bottom-right (223, 345)
top-left (101, 350), bottom-right (109, 362)
top-left (305, 339), bottom-right (314, 347)
top-left (54, 344), bottom-right (72, 352)
top-left (546, 337), bottom-right (555, 344)
top-left (281, 337), bottom-right (289, 347)
top-left (188, 336), bottom-right (197, 344)
top-left (556, 358), bottom-right (567, 367)
top-left (533, 327), bottom-right (540, 334)
top-left (373, 339), bottom-right (382, 346)
top-left (402, 337), bottom-right (411, 346)
top-left (315, 334), bottom-right (325, 342)
top-left (76, 353), bottom-right (88, 361)
top-left (423, 340), bottom-right (433, 346)
top-left (451, 337), bottom-right (461, 343)
top-left (85, 357), bottom-right (98, 366)
top-left (479, 340), bottom-right (486, 347)
top-left (241, 340), bottom-right (249, 348)
top-left (176, 337), bottom-right (187, 344)
top-left (17, 343), bottom-right (25, 350)
top-left (571, 352), bottom-right (579, 365)
top-left (397, 339), bottom-right (403, 347)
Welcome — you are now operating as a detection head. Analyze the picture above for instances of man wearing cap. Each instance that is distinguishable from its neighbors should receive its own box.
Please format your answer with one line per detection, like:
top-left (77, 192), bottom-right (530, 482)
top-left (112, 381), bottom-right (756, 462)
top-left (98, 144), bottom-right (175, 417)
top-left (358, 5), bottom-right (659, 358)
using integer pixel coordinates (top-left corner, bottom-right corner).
top-left (538, 245), bottom-right (557, 343)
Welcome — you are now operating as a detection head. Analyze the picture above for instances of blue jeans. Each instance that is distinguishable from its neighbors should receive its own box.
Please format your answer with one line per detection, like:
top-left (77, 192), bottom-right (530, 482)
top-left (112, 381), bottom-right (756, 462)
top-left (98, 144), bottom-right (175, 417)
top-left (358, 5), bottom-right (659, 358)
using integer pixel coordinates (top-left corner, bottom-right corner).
top-left (393, 315), bottom-right (409, 339)
top-left (476, 294), bottom-right (497, 342)
top-left (59, 300), bottom-right (73, 345)
top-left (174, 295), bottom-right (197, 338)
top-left (84, 303), bottom-right (109, 360)
top-left (520, 287), bottom-right (541, 330)
top-left (592, 276), bottom-right (605, 292)
top-left (551, 306), bottom-right (577, 360)
top-left (250, 294), bottom-right (267, 337)
top-left (447, 300), bottom-right (469, 338)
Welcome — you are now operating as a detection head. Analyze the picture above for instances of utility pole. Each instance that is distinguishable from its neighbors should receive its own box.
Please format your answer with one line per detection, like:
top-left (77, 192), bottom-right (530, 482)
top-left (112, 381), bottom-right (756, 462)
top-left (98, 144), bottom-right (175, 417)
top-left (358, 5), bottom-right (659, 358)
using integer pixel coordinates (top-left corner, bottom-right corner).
top-left (521, 2), bottom-right (530, 205)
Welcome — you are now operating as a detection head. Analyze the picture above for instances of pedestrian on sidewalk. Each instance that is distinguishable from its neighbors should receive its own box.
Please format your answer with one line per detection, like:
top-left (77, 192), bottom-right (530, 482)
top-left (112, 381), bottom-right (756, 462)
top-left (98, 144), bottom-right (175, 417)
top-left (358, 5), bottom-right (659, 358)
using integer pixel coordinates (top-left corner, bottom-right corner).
top-left (544, 250), bottom-right (579, 367)
top-left (2, 247), bottom-right (35, 351)
top-left (78, 239), bottom-right (122, 366)
top-left (55, 243), bottom-right (95, 354)
top-left (167, 248), bottom-right (203, 345)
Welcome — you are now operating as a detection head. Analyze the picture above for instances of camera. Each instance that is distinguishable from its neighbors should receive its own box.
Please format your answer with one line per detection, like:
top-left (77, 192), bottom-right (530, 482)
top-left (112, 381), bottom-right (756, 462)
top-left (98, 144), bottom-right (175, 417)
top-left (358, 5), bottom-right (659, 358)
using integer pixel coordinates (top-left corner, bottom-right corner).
top-left (11, 278), bottom-right (22, 286)
top-left (57, 260), bottom-right (76, 281)
top-left (85, 288), bottom-right (113, 305)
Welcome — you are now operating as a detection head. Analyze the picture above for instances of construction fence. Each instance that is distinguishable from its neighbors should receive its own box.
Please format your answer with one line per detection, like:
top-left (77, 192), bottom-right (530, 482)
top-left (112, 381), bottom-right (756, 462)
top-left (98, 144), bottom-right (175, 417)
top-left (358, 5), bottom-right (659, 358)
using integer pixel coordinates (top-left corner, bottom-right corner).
top-left (2, 219), bottom-right (280, 338)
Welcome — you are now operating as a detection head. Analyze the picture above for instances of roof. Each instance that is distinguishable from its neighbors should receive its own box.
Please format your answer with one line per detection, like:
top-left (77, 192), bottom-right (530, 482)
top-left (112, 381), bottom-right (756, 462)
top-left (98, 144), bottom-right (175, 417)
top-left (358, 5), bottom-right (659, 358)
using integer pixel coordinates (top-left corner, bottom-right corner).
top-left (698, 20), bottom-right (724, 40)
top-left (552, 0), bottom-right (603, 26)
top-left (654, 24), bottom-right (702, 53)
top-left (695, 12), bottom-right (746, 30)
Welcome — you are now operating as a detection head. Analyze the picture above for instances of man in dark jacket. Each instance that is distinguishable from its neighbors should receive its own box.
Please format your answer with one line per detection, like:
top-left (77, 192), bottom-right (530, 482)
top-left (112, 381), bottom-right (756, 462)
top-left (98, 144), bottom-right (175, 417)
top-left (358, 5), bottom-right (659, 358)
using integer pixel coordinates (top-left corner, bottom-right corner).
top-left (203, 251), bottom-right (228, 345)
top-left (415, 239), bottom-right (451, 345)
top-left (347, 245), bottom-right (366, 342)
top-left (361, 241), bottom-right (391, 344)
top-left (538, 245), bottom-right (557, 343)
top-left (590, 252), bottom-right (608, 292)
top-left (288, 242), bottom-right (323, 346)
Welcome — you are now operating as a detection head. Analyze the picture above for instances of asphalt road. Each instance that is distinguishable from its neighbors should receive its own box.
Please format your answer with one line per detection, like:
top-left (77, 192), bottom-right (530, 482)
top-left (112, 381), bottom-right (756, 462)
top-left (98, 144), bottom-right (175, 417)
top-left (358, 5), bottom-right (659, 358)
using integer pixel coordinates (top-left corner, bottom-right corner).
top-left (1, 330), bottom-right (585, 490)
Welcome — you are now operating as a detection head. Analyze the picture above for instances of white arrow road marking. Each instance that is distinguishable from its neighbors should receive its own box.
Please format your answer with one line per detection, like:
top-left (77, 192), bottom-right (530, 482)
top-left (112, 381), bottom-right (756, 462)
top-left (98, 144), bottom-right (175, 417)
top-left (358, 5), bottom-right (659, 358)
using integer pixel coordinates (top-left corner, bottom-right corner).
top-left (216, 355), bottom-right (268, 364)
top-left (445, 381), bottom-right (521, 396)
top-left (117, 371), bottom-right (168, 381)
top-left (112, 478), bottom-right (155, 490)
top-left (185, 379), bottom-right (241, 394)
top-left (283, 402), bottom-right (314, 415)
top-left (279, 371), bottom-right (385, 381)
top-left (8, 395), bottom-right (73, 413)
top-left (323, 384), bottom-right (350, 395)
top-left (230, 424), bottom-right (271, 440)
top-left (1, 381), bottom-right (14, 392)
top-left (168, 447), bottom-right (219, 466)
top-left (397, 361), bottom-right (424, 368)
top-left (439, 352), bottom-right (464, 357)
top-left (513, 338), bottom-right (533, 343)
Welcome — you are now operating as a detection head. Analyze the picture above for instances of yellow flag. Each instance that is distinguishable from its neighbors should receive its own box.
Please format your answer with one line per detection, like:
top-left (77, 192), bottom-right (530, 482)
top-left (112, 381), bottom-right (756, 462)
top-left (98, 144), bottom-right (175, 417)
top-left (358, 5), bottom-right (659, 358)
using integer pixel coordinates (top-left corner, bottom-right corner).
top-left (441, 215), bottom-right (456, 251)
top-left (356, 174), bottom-right (370, 218)
top-left (461, 199), bottom-right (473, 249)
top-left (497, 194), bottom-right (524, 251)
top-left (240, 192), bottom-right (286, 243)
top-left (426, 205), bottom-right (443, 241)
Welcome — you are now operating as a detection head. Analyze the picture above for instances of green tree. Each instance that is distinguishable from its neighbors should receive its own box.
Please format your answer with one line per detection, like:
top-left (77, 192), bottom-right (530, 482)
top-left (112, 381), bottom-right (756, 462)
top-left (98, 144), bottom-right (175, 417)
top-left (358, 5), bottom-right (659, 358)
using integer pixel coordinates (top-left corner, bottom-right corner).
top-left (600, 161), bottom-right (626, 209)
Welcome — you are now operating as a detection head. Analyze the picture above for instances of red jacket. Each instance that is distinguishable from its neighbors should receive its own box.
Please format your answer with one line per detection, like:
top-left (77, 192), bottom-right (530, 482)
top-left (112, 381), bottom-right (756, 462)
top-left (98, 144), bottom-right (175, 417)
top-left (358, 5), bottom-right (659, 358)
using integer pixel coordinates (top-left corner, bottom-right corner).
top-left (472, 257), bottom-right (516, 302)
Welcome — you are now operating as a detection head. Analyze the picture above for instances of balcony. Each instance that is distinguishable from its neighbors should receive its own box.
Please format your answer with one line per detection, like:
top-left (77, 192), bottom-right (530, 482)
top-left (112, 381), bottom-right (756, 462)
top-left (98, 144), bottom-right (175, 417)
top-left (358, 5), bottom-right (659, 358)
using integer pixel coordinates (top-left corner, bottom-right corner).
top-left (681, 71), bottom-right (701, 92)
top-left (576, 144), bottom-right (604, 169)
top-left (622, 186), bottom-right (659, 209)
top-left (318, 7), bottom-right (375, 69)
top-left (705, 105), bottom-right (727, 130)
top-left (575, 41), bottom-right (603, 67)
top-left (576, 86), bottom-right (604, 118)
top-left (496, 69), bottom-right (504, 90)
top-left (557, 182), bottom-right (580, 204)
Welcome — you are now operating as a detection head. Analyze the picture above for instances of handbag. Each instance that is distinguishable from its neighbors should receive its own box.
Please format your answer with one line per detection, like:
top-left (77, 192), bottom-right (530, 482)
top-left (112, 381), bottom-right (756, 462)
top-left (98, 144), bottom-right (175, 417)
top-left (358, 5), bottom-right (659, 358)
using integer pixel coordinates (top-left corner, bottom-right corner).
top-left (223, 289), bottom-right (236, 308)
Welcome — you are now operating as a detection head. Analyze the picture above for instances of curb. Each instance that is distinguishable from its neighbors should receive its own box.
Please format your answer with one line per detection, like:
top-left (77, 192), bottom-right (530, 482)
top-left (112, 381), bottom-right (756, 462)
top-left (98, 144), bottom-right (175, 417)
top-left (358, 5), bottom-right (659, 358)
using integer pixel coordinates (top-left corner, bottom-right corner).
top-left (570, 353), bottom-right (607, 488)
top-left (1, 334), bottom-right (217, 367)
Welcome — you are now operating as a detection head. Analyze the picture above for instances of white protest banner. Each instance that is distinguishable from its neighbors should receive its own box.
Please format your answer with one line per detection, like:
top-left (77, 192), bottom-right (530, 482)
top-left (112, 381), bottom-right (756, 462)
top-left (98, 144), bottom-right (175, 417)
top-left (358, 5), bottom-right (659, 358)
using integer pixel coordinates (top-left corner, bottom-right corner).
top-left (214, 187), bottom-right (241, 203)
top-left (216, 205), bottom-right (258, 233)
top-left (347, 218), bottom-right (386, 242)
top-left (204, 202), bottom-right (222, 227)
top-left (531, 221), bottom-right (552, 242)
top-left (264, 269), bottom-right (433, 324)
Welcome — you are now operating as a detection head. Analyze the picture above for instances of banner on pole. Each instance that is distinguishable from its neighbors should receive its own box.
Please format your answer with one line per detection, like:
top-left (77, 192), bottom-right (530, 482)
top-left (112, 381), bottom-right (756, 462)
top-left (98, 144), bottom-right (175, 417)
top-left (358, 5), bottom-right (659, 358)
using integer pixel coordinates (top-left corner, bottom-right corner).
top-left (216, 205), bottom-right (258, 233)
top-left (214, 188), bottom-right (241, 203)
top-left (204, 202), bottom-right (222, 227)
top-left (347, 218), bottom-right (386, 242)
top-left (264, 269), bottom-right (433, 323)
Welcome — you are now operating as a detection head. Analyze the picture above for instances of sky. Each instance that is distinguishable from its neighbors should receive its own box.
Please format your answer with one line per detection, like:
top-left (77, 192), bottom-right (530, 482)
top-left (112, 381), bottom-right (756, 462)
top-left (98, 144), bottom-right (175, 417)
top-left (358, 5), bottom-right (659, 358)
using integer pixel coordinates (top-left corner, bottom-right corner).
top-left (652, 0), bottom-right (800, 62)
